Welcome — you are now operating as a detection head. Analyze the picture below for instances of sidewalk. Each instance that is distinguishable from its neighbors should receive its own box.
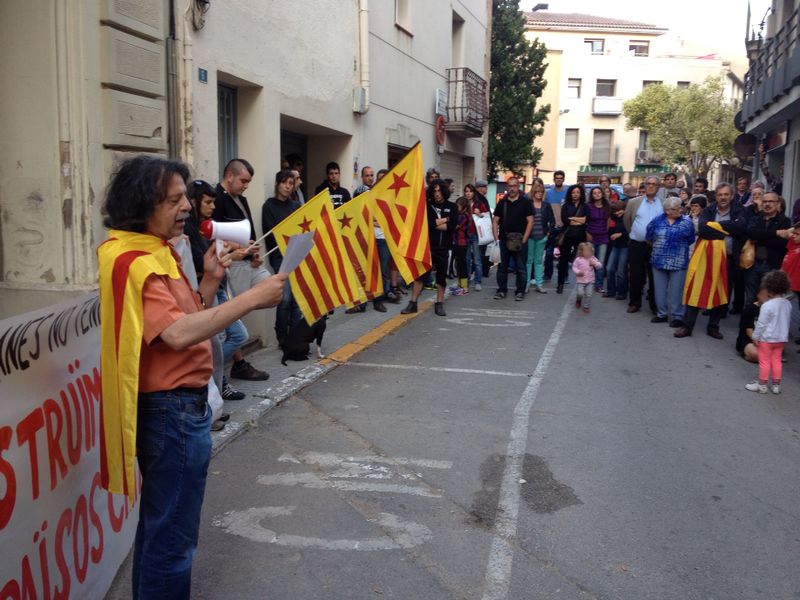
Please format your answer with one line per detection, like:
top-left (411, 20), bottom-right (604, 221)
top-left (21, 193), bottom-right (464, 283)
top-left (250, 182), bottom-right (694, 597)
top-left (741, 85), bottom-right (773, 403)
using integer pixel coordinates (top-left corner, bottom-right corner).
top-left (210, 290), bottom-right (441, 454)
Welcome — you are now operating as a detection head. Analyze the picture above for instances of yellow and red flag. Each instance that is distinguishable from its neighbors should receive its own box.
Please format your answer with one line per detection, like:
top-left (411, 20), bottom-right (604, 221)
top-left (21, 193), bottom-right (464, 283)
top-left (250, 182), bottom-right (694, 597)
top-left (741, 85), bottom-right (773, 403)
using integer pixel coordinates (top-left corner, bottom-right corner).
top-left (274, 189), bottom-right (365, 322)
top-left (368, 143), bottom-right (431, 283)
top-left (97, 230), bottom-right (180, 499)
top-left (682, 221), bottom-right (729, 309)
top-left (335, 195), bottom-right (382, 302)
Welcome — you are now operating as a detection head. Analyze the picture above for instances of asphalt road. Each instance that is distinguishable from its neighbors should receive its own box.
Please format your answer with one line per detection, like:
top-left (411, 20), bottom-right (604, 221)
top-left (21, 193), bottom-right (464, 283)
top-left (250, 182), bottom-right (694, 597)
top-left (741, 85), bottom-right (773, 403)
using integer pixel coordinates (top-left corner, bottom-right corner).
top-left (152, 277), bottom-right (800, 599)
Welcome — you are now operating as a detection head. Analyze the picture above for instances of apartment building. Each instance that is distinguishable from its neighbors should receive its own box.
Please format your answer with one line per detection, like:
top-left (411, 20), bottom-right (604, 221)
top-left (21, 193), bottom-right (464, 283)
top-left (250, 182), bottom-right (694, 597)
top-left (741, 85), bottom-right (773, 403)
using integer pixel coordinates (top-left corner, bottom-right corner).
top-left (0, 1), bottom-right (491, 336)
top-left (525, 12), bottom-right (743, 186)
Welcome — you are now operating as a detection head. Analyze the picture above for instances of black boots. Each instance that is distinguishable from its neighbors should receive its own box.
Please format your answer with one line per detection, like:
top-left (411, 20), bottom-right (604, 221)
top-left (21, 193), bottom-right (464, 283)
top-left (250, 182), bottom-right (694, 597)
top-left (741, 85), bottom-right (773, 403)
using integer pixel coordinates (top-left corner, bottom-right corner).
top-left (434, 302), bottom-right (446, 317)
top-left (400, 300), bottom-right (418, 314)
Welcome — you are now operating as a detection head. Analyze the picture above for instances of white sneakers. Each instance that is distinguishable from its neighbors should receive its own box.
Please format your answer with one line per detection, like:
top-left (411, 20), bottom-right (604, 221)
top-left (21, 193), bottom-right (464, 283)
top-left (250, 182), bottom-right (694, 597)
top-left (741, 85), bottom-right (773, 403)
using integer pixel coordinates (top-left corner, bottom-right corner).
top-left (745, 381), bottom-right (781, 394)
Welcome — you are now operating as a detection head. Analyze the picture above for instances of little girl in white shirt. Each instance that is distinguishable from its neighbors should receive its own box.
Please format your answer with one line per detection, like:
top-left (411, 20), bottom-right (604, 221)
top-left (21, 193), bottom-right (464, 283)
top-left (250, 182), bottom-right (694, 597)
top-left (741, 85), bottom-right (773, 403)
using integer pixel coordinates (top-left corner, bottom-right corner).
top-left (746, 270), bottom-right (792, 395)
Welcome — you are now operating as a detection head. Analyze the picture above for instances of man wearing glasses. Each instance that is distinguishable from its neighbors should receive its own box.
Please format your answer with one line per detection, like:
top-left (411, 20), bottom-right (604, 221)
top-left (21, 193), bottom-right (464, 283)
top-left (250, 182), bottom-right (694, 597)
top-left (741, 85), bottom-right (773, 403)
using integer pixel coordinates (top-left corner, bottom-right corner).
top-left (745, 191), bottom-right (792, 303)
top-left (623, 175), bottom-right (663, 313)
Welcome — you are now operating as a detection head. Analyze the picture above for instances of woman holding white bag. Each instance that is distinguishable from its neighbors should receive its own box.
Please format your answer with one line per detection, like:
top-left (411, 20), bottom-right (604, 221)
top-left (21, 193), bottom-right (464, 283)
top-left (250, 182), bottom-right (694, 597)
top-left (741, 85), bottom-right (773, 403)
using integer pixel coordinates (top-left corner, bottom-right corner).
top-left (465, 183), bottom-right (491, 291)
top-left (526, 179), bottom-right (556, 293)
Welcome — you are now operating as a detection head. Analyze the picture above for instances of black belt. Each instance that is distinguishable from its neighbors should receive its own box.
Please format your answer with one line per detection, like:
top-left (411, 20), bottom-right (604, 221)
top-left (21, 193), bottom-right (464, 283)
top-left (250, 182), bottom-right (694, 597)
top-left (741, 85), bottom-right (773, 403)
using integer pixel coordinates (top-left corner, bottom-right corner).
top-left (172, 385), bottom-right (208, 395)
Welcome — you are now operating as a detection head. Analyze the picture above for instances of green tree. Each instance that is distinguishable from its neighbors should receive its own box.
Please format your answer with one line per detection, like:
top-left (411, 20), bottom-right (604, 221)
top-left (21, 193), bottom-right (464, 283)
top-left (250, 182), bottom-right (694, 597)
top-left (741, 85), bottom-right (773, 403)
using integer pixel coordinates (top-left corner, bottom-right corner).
top-left (488, 0), bottom-right (550, 177)
top-left (622, 77), bottom-right (739, 178)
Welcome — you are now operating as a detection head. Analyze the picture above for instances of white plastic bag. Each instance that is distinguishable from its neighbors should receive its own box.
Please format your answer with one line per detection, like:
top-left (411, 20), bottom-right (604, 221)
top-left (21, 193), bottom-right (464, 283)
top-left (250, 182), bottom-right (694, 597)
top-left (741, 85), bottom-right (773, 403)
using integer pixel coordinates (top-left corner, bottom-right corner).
top-left (486, 240), bottom-right (501, 264)
top-left (473, 213), bottom-right (494, 245)
top-left (208, 377), bottom-right (224, 423)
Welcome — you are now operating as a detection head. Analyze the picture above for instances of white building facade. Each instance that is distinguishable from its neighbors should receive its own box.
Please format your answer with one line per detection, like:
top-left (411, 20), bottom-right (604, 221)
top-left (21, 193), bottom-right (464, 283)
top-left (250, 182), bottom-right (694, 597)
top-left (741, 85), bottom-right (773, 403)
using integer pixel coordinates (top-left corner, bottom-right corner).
top-left (525, 12), bottom-right (744, 187)
top-left (0, 1), bottom-right (491, 337)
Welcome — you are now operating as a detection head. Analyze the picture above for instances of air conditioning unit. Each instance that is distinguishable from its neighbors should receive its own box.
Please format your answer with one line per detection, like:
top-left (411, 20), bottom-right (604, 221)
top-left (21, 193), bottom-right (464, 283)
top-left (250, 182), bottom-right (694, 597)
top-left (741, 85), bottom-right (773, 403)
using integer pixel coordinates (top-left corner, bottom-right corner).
top-left (637, 149), bottom-right (650, 161)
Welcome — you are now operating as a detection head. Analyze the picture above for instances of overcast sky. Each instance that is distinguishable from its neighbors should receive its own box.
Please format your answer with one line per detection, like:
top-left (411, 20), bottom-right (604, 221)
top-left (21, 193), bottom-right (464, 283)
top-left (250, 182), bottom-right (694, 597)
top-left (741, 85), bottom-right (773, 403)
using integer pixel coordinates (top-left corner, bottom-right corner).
top-left (518, 0), bottom-right (772, 63)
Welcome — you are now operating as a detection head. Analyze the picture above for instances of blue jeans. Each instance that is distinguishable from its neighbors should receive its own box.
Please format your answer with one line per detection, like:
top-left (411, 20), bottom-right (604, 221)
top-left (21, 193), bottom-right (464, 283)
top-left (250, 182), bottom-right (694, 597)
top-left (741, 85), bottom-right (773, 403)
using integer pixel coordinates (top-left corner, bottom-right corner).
top-left (605, 246), bottom-right (629, 297)
top-left (133, 389), bottom-right (212, 600)
top-left (466, 234), bottom-right (483, 285)
top-left (652, 267), bottom-right (687, 321)
top-left (215, 288), bottom-right (248, 362)
top-left (592, 243), bottom-right (608, 290)
top-left (497, 241), bottom-right (528, 294)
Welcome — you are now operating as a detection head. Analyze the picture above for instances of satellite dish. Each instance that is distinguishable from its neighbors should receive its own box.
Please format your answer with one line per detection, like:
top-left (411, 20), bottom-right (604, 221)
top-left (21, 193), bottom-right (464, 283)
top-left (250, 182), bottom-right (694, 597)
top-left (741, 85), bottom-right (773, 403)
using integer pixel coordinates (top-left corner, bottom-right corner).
top-left (733, 133), bottom-right (757, 158)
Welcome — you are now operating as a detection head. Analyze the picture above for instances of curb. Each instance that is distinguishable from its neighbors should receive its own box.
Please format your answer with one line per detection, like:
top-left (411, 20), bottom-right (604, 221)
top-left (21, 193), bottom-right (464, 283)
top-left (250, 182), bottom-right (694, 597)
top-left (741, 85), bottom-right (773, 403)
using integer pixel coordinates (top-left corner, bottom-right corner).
top-left (210, 299), bottom-right (435, 456)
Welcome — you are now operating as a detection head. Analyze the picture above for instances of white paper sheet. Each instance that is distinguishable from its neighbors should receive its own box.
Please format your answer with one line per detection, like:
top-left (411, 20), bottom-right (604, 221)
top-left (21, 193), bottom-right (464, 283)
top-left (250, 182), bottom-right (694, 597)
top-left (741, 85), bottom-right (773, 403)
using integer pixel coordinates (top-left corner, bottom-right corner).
top-left (279, 232), bottom-right (315, 274)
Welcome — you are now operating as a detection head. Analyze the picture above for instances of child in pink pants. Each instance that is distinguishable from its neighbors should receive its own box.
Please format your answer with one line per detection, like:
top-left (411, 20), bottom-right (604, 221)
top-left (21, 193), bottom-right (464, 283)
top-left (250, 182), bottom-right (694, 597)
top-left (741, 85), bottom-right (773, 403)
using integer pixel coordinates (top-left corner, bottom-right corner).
top-left (745, 270), bottom-right (792, 395)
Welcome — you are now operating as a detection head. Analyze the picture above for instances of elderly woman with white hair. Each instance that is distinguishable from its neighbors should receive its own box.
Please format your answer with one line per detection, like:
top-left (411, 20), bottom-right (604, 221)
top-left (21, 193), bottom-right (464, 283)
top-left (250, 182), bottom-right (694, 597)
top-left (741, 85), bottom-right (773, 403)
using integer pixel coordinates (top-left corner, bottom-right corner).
top-left (645, 196), bottom-right (696, 327)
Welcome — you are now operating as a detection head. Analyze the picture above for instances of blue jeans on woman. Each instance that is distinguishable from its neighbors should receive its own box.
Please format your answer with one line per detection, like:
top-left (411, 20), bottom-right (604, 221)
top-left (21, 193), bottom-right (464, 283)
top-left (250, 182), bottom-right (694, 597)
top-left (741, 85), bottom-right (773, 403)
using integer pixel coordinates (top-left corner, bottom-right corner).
top-left (133, 388), bottom-right (212, 599)
top-left (215, 288), bottom-right (248, 362)
top-left (592, 242), bottom-right (608, 290)
top-left (652, 267), bottom-right (687, 322)
top-left (466, 234), bottom-right (483, 285)
top-left (605, 246), bottom-right (629, 298)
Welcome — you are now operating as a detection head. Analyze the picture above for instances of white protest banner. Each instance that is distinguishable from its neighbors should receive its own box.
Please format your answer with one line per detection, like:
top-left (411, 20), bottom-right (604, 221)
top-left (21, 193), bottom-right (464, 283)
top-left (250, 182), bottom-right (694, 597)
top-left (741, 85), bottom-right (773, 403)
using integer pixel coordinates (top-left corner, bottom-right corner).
top-left (0, 292), bottom-right (138, 599)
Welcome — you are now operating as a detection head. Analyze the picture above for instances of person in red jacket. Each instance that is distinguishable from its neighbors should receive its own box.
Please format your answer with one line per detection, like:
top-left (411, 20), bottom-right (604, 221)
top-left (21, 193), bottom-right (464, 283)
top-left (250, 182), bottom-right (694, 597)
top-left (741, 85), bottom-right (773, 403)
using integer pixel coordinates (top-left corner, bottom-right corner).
top-left (780, 223), bottom-right (800, 342)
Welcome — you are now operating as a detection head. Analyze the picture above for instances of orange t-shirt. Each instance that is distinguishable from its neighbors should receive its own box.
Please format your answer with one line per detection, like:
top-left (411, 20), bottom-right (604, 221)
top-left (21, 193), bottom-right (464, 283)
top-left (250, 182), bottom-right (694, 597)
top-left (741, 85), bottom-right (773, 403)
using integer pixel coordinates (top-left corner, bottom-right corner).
top-left (139, 268), bottom-right (212, 392)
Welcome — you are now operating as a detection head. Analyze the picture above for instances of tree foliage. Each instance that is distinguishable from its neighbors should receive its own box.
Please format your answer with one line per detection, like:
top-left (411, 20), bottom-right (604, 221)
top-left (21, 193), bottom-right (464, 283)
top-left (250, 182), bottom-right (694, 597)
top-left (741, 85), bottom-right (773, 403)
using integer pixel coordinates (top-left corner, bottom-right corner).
top-left (488, 0), bottom-right (550, 177)
top-left (622, 77), bottom-right (739, 178)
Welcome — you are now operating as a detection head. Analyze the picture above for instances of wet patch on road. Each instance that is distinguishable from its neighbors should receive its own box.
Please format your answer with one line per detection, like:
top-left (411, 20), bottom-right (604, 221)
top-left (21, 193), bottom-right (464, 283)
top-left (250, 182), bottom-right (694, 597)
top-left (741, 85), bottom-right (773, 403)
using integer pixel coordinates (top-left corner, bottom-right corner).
top-left (468, 453), bottom-right (582, 527)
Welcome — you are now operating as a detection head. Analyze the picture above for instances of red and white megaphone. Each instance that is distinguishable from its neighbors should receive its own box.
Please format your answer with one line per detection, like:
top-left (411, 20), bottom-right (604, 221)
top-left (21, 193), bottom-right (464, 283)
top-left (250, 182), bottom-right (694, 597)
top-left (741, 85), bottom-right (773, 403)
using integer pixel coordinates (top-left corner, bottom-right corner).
top-left (200, 219), bottom-right (251, 255)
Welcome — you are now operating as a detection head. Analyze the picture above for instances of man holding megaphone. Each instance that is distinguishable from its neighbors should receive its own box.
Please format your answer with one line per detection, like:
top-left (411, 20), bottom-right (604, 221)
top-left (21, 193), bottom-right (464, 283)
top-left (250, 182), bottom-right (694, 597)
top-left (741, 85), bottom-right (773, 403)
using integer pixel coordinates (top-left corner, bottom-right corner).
top-left (97, 156), bottom-right (287, 598)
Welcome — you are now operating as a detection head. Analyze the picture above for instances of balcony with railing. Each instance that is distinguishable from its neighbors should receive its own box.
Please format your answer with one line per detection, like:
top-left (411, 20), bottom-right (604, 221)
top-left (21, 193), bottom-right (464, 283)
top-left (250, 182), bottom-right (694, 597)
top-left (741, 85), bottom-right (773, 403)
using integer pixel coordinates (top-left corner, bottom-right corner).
top-left (589, 145), bottom-right (619, 165)
top-left (634, 148), bottom-right (662, 165)
top-left (592, 96), bottom-right (623, 116)
top-left (445, 67), bottom-right (488, 137)
top-left (742, 5), bottom-right (800, 125)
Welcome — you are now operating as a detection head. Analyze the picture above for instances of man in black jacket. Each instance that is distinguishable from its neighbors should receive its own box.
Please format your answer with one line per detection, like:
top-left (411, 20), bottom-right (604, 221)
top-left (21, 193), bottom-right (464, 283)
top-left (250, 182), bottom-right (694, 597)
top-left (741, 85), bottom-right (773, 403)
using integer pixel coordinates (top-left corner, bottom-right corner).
top-left (314, 161), bottom-right (351, 208)
top-left (212, 158), bottom-right (271, 381)
top-left (674, 184), bottom-right (746, 340)
top-left (745, 191), bottom-right (792, 303)
top-left (492, 176), bottom-right (533, 300)
top-left (400, 179), bottom-right (457, 316)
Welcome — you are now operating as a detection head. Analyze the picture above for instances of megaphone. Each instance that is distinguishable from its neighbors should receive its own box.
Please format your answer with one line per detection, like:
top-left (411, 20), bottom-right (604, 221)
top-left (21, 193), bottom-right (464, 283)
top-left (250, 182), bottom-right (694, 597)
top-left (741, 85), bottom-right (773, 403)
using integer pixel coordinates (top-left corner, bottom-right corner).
top-left (200, 219), bottom-right (252, 255)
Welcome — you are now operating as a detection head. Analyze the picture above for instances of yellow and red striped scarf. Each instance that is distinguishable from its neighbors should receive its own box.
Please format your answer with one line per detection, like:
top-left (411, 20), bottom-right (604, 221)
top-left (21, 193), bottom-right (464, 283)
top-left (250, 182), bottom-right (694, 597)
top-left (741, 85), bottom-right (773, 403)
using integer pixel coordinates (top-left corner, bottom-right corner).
top-left (97, 230), bottom-right (181, 499)
top-left (682, 221), bottom-right (729, 309)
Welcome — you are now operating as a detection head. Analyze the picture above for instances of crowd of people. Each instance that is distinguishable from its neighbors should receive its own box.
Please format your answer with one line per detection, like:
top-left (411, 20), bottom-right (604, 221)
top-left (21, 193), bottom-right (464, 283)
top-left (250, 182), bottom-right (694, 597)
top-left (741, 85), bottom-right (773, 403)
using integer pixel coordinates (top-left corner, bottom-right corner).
top-left (97, 153), bottom-right (799, 598)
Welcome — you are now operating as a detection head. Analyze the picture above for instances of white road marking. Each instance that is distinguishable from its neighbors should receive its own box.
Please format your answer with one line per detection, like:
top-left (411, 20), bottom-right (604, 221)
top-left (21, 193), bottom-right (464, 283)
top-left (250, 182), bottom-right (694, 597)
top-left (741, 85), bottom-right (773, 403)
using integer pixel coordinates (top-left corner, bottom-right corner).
top-left (481, 291), bottom-right (576, 600)
top-left (445, 317), bottom-right (533, 327)
top-left (345, 362), bottom-right (529, 378)
top-left (446, 307), bottom-right (538, 327)
top-left (256, 472), bottom-right (443, 497)
top-left (214, 506), bottom-right (432, 550)
top-left (278, 451), bottom-right (453, 470)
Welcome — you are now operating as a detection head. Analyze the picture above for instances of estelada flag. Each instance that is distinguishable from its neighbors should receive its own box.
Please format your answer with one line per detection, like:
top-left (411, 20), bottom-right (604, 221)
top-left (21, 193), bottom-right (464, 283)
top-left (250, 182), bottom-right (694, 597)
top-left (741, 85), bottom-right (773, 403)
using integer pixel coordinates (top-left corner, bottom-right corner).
top-left (273, 189), bottom-right (366, 322)
top-left (368, 143), bottom-right (431, 283)
top-left (335, 194), bottom-right (382, 303)
top-left (97, 230), bottom-right (181, 500)
top-left (682, 221), bottom-right (729, 309)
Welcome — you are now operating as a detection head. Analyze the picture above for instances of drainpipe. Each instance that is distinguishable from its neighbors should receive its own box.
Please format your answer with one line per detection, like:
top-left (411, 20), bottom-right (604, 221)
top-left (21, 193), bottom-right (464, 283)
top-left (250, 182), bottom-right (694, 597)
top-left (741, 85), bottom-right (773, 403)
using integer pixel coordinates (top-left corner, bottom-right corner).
top-left (355, 0), bottom-right (370, 114)
top-left (180, 0), bottom-right (195, 164)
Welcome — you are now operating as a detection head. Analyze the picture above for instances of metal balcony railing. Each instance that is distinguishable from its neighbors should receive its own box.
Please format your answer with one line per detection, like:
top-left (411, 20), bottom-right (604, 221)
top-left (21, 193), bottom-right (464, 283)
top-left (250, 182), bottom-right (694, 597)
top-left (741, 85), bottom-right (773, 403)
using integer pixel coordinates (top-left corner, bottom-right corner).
top-left (589, 145), bottom-right (619, 165)
top-left (742, 6), bottom-right (800, 124)
top-left (445, 67), bottom-right (488, 137)
top-left (635, 148), bottom-right (662, 165)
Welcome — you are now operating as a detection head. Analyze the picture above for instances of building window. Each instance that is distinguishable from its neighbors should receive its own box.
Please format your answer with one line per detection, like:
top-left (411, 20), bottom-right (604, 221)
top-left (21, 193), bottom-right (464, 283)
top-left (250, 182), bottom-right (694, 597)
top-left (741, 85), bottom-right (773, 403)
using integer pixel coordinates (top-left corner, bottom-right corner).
top-left (395, 0), bottom-right (412, 35)
top-left (584, 38), bottom-right (605, 55)
top-left (677, 81), bottom-right (690, 89)
top-left (565, 129), bottom-right (579, 149)
top-left (629, 40), bottom-right (650, 56)
top-left (642, 80), bottom-right (662, 89)
top-left (591, 129), bottom-right (614, 163)
top-left (567, 78), bottom-right (581, 99)
top-left (638, 130), bottom-right (649, 149)
top-left (595, 79), bottom-right (616, 97)
top-left (217, 84), bottom-right (238, 179)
